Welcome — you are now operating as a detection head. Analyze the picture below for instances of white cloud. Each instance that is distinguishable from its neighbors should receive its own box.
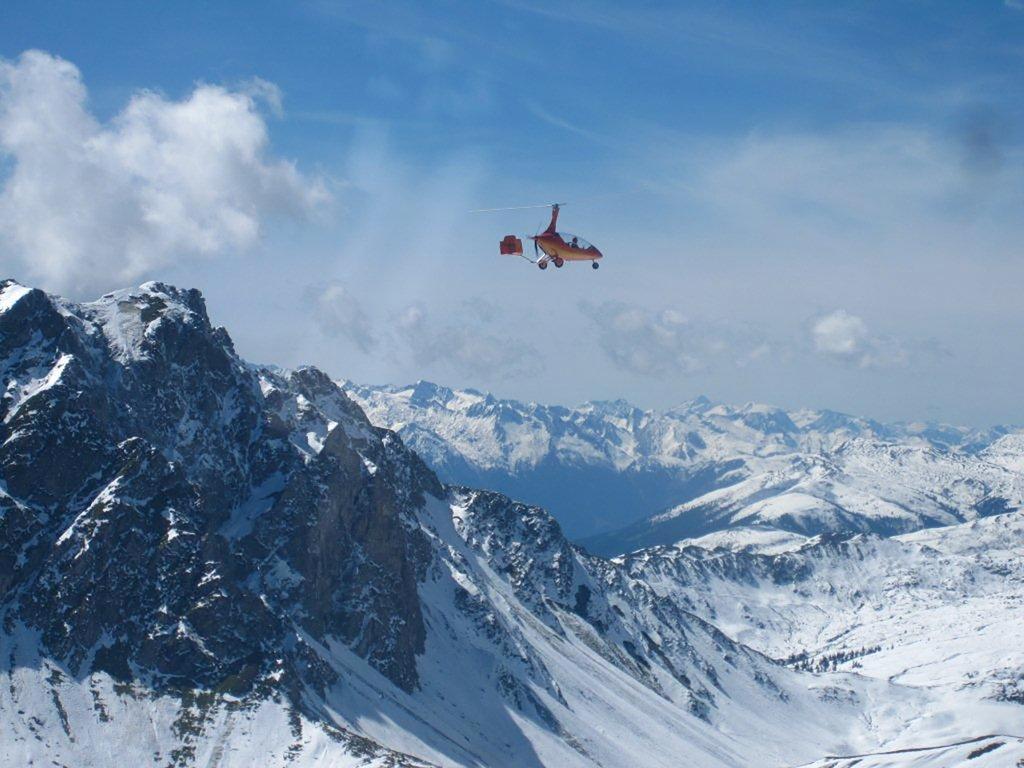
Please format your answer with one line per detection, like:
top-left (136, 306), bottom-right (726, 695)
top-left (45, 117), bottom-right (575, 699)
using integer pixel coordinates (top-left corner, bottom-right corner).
top-left (811, 310), bottom-right (906, 368)
top-left (812, 310), bottom-right (868, 357)
top-left (0, 50), bottom-right (328, 296)
top-left (310, 282), bottom-right (376, 353)
top-left (581, 300), bottom-right (770, 377)
top-left (394, 302), bottom-right (543, 380)
top-left (305, 281), bottom-right (543, 379)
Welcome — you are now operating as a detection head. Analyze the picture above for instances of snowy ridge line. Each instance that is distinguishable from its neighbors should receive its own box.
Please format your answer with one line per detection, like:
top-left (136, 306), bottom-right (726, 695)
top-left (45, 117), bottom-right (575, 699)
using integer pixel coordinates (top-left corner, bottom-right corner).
top-left (786, 733), bottom-right (1024, 766)
top-left (344, 380), bottom-right (1024, 551)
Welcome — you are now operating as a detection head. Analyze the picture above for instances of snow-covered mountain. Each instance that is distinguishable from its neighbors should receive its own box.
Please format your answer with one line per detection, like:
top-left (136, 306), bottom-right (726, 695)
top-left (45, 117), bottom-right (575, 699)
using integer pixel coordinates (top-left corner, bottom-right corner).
top-left (3, 279), bottom-right (1022, 767)
top-left (344, 382), bottom-right (1024, 553)
top-left (623, 513), bottom-right (1024, 700)
top-left (619, 510), bottom-right (1024, 764)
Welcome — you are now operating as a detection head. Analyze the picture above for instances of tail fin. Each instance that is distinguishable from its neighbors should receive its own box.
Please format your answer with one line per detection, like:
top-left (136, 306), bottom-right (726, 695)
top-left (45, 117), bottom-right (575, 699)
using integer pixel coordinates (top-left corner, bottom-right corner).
top-left (543, 204), bottom-right (560, 234)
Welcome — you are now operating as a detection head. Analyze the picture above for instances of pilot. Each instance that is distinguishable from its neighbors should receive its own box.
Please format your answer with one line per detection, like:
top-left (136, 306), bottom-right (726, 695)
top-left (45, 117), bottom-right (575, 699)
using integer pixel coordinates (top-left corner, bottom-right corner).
top-left (570, 236), bottom-right (579, 248)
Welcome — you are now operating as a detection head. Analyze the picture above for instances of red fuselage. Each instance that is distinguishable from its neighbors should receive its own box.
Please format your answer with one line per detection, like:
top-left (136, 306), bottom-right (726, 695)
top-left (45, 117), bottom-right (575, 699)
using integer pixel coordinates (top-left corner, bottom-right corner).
top-left (532, 232), bottom-right (602, 261)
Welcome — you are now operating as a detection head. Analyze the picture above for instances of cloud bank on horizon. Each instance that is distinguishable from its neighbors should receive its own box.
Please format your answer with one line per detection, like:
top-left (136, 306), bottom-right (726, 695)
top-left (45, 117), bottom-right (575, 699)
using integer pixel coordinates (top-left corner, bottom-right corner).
top-left (1, 1), bottom-right (1023, 425)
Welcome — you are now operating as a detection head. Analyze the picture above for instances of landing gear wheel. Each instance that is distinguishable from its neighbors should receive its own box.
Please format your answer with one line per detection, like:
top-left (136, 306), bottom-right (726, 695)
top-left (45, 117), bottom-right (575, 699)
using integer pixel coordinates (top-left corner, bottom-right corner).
top-left (592, 261), bottom-right (600, 270)
top-left (554, 257), bottom-right (564, 268)
top-left (538, 260), bottom-right (548, 270)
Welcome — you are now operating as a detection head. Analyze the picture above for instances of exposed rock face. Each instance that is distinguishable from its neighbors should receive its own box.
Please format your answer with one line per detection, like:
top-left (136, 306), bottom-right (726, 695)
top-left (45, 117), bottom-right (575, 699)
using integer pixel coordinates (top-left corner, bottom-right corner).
top-left (1, 279), bottom-right (433, 699)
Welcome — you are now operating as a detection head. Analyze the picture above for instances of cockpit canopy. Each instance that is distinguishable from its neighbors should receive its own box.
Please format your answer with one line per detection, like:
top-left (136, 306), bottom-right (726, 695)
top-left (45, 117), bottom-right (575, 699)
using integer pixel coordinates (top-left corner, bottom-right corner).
top-left (560, 233), bottom-right (595, 250)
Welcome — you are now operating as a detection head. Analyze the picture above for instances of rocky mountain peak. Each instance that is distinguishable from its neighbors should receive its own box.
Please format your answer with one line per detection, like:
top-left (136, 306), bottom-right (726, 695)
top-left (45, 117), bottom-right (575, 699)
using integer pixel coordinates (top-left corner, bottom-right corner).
top-left (408, 379), bottom-right (455, 407)
top-left (1, 281), bottom-right (440, 706)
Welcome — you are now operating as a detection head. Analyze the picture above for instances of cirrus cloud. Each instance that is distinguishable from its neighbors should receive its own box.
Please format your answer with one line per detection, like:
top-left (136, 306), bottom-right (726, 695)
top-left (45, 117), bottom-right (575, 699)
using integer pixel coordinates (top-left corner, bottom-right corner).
top-left (0, 50), bottom-right (329, 296)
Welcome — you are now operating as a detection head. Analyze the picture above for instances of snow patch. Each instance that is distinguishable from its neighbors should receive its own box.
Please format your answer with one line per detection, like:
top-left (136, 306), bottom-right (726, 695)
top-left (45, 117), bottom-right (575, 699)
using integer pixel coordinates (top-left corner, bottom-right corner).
top-left (0, 281), bottom-right (31, 313)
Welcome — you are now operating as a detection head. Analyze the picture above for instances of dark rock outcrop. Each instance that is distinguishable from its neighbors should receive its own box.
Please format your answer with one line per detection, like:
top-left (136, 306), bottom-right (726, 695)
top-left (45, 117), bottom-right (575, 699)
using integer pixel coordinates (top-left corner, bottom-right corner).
top-left (1, 280), bottom-right (435, 698)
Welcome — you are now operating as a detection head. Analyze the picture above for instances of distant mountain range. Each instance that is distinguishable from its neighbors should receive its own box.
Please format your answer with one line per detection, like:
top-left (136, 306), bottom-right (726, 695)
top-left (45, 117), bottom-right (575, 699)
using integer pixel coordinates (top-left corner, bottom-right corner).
top-left (344, 381), bottom-right (1024, 553)
top-left (3, 279), bottom-right (1021, 767)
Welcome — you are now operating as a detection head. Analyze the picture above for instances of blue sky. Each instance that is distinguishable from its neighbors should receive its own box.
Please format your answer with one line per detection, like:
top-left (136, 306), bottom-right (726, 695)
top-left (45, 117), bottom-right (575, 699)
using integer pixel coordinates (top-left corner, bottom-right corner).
top-left (2, 1), bottom-right (1024, 425)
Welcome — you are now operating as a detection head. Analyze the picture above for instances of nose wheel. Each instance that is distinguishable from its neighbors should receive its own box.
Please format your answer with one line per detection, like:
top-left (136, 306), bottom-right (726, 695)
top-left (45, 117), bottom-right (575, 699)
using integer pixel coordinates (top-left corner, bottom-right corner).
top-left (592, 261), bottom-right (600, 270)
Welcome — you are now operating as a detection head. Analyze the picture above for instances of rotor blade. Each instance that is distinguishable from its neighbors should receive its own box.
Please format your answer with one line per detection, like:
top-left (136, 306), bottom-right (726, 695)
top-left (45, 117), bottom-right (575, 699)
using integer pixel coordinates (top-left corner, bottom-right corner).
top-left (469, 203), bottom-right (565, 213)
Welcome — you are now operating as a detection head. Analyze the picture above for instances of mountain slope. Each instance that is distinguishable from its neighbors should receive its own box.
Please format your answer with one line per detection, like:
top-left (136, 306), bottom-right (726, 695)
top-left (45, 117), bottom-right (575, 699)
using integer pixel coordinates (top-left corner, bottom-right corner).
top-left (4, 279), bottom-right (1020, 767)
top-left (617, 510), bottom-right (1024, 752)
top-left (798, 736), bottom-right (1024, 768)
top-left (587, 440), bottom-right (1024, 555)
top-left (0, 278), bottom-right (917, 768)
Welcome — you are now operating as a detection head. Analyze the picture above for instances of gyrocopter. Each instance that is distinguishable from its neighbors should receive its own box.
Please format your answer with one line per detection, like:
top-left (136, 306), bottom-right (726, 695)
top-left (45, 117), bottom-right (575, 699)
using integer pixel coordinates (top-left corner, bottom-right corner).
top-left (475, 203), bottom-right (603, 270)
